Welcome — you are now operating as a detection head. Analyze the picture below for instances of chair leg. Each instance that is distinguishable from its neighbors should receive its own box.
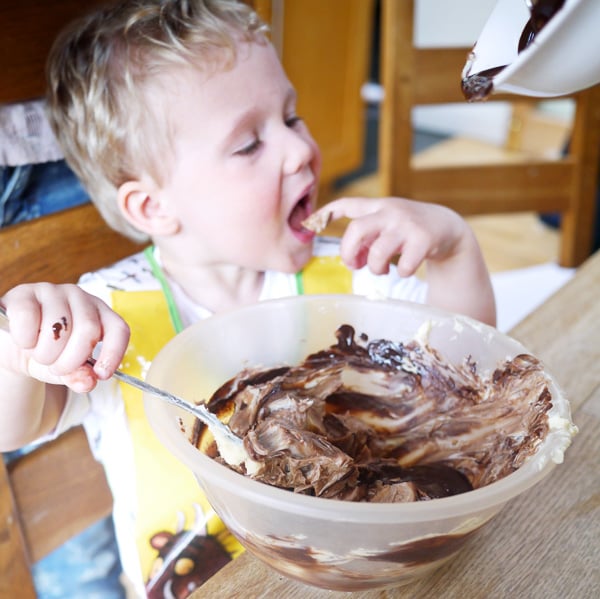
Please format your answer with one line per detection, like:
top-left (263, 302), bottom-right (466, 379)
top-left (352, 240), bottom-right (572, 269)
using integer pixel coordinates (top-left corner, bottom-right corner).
top-left (559, 84), bottom-right (600, 267)
top-left (0, 458), bottom-right (37, 599)
top-left (378, 0), bottom-right (414, 197)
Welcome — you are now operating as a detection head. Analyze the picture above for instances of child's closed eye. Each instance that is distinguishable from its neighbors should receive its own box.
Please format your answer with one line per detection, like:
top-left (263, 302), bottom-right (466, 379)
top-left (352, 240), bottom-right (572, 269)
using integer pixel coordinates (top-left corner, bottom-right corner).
top-left (234, 137), bottom-right (262, 156)
top-left (285, 115), bottom-right (302, 128)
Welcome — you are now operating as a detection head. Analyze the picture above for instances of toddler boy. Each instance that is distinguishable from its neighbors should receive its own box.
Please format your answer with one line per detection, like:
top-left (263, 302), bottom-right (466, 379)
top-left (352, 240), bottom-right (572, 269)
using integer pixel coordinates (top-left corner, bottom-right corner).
top-left (0, 1), bottom-right (495, 596)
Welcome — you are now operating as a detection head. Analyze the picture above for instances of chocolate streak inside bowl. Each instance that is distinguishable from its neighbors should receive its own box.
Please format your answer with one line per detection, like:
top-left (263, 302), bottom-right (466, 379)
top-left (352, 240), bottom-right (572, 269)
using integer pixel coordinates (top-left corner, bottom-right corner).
top-left (192, 324), bottom-right (553, 503)
top-left (238, 525), bottom-right (481, 591)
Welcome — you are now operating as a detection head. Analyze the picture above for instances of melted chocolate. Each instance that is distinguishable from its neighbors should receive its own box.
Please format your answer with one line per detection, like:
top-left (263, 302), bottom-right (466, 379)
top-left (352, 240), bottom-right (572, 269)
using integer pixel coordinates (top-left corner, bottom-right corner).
top-left (461, 0), bottom-right (566, 101)
top-left (461, 66), bottom-right (508, 102)
top-left (519, 0), bottom-right (566, 53)
top-left (359, 461), bottom-right (473, 500)
top-left (52, 316), bottom-right (68, 340)
top-left (195, 324), bottom-right (553, 505)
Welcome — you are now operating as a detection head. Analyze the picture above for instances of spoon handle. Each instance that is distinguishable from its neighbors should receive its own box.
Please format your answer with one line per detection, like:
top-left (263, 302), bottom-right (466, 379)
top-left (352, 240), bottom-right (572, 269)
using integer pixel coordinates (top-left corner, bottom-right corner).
top-left (105, 361), bottom-right (243, 447)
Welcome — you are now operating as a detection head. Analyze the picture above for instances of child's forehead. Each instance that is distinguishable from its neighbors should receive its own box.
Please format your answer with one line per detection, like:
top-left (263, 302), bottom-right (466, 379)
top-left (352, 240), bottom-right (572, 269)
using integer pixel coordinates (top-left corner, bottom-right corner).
top-left (152, 39), bottom-right (285, 104)
top-left (153, 37), bottom-right (256, 79)
top-left (140, 47), bottom-right (236, 109)
top-left (141, 39), bottom-right (289, 141)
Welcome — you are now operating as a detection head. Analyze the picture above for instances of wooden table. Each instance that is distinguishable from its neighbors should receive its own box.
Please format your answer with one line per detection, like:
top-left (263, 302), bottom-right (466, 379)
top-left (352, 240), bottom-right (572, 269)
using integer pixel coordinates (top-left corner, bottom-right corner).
top-left (191, 252), bottom-right (600, 599)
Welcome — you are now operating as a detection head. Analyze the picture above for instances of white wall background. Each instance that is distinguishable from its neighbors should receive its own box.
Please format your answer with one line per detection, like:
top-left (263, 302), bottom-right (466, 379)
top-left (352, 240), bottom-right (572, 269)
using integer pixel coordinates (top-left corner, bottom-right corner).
top-left (414, 0), bottom-right (498, 48)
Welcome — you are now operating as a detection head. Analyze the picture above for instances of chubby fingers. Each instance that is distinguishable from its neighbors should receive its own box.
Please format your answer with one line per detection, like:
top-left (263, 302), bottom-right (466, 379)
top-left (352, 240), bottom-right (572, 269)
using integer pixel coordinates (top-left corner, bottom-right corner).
top-left (322, 197), bottom-right (436, 276)
top-left (3, 283), bottom-right (130, 385)
top-left (360, 229), bottom-right (430, 276)
top-left (316, 198), bottom-right (391, 272)
top-left (89, 305), bottom-right (130, 379)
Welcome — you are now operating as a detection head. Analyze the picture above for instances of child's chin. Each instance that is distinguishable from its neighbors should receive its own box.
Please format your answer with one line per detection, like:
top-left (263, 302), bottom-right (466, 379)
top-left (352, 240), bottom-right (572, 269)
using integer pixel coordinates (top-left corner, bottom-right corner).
top-left (281, 246), bottom-right (314, 274)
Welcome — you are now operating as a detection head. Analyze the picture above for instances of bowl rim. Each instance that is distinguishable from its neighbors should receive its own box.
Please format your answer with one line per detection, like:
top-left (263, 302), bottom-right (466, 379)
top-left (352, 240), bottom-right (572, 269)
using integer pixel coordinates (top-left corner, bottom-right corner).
top-left (144, 295), bottom-right (569, 523)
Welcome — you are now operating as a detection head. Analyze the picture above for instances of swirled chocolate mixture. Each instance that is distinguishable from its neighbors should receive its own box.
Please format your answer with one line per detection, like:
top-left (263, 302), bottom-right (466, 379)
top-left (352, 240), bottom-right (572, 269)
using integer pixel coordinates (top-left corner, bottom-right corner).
top-left (193, 325), bottom-right (552, 502)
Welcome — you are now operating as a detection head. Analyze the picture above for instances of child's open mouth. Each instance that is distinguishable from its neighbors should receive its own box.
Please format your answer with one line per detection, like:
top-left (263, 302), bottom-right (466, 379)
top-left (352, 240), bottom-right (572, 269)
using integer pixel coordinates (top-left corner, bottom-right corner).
top-left (288, 194), bottom-right (314, 240)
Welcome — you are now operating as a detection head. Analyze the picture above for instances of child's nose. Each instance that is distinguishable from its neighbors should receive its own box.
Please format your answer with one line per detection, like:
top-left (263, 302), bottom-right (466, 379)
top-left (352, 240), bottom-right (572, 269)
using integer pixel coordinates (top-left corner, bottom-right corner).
top-left (282, 130), bottom-right (315, 175)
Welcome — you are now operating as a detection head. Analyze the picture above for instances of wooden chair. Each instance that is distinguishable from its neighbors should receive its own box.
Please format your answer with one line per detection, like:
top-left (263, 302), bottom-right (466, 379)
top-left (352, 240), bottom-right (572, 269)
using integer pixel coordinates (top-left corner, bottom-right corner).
top-left (378, 0), bottom-right (600, 267)
top-left (0, 209), bottom-right (142, 599)
top-left (0, 207), bottom-right (142, 599)
top-left (0, 1), bottom-right (140, 596)
top-left (0, 0), bottom-right (111, 105)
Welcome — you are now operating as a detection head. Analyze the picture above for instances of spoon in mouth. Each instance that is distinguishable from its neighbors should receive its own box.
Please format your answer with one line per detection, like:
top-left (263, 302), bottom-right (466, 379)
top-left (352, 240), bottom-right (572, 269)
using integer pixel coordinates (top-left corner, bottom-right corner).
top-left (0, 305), bottom-right (249, 467)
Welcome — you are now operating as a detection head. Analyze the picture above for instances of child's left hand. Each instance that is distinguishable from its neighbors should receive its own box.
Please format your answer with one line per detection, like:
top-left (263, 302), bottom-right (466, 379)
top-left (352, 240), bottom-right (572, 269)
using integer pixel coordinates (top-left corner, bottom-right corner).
top-left (319, 196), bottom-right (470, 276)
top-left (312, 196), bottom-right (496, 326)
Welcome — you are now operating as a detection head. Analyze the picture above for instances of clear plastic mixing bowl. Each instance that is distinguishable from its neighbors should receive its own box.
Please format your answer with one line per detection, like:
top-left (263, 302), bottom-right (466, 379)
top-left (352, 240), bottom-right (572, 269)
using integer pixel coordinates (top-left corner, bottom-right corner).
top-left (144, 295), bottom-right (573, 591)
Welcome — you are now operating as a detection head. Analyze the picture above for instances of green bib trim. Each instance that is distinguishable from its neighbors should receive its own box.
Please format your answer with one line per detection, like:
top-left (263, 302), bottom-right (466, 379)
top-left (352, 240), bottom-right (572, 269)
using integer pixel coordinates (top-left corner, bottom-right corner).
top-left (143, 245), bottom-right (184, 333)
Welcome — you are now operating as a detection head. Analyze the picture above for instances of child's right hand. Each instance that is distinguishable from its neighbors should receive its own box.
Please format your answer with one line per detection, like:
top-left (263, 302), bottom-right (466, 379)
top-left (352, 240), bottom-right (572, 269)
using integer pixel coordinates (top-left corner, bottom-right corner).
top-left (0, 283), bottom-right (130, 393)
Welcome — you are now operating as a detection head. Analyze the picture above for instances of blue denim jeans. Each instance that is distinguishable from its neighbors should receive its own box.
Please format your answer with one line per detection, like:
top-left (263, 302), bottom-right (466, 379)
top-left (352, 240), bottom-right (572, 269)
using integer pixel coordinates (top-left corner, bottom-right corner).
top-left (31, 517), bottom-right (125, 599)
top-left (0, 160), bottom-right (89, 227)
top-left (3, 449), bottom-right (125, 599)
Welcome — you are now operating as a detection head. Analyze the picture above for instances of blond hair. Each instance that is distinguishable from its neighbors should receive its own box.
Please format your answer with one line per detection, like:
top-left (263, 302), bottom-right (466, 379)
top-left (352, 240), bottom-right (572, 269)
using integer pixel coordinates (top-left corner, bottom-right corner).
top-left (46, 0), bottom-right (267, 242)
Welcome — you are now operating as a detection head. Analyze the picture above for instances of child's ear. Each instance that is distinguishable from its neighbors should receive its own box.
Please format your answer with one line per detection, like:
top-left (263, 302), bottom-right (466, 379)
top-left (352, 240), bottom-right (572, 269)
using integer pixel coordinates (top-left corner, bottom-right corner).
top-left (117, 180), bottom-right (180, 236)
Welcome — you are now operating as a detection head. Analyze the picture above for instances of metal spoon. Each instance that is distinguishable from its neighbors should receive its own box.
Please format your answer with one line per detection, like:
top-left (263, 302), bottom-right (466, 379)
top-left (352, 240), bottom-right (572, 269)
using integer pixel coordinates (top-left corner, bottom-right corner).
top-left (0, 304), bottom-right (247, 466)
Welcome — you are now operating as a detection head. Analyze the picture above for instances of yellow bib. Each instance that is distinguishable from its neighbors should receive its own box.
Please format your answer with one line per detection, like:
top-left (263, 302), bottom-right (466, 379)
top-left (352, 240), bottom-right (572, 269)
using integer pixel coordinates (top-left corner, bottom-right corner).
top-left (110, 254), bottom-right (352, 595)
top-left (111, 290), bottom-right (242, 596)
top-left (296, 254), bottom-right (352, 294)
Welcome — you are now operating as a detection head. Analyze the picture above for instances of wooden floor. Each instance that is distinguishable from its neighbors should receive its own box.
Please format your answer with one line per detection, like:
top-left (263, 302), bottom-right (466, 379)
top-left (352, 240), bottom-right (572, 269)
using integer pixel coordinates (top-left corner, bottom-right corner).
top-left (320, 172), bottom-right (560, 274)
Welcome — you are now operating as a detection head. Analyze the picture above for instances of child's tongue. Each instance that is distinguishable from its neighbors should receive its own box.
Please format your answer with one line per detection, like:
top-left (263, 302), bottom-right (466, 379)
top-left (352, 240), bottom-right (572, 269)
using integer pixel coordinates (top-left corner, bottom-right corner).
top-left (288, 200), bottom-right (309, 232)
